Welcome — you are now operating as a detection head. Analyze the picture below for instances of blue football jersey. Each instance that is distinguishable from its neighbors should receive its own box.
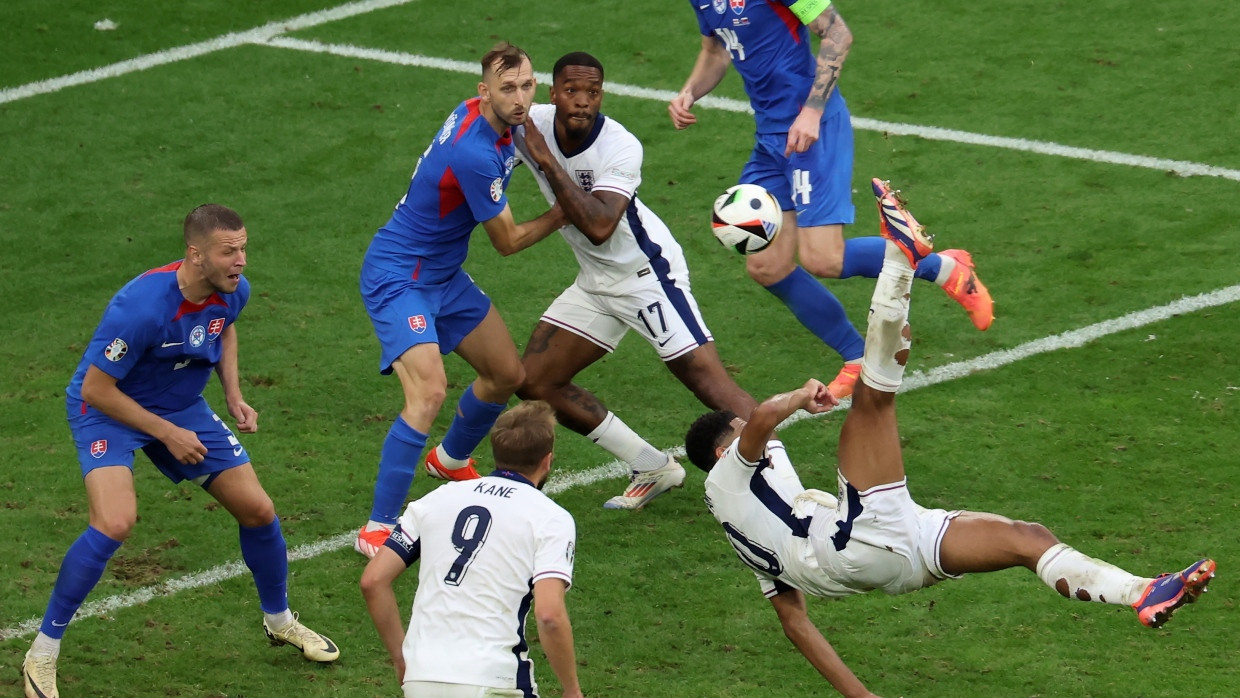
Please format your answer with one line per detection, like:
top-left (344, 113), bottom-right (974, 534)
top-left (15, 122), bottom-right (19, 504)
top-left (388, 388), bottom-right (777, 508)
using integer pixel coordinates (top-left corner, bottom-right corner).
top-left (66, 261), bottom-right (249, 414)
top-left (365, 97), bottom-right (518, 284)
top-left (693, 0), bottom-right (846, 134)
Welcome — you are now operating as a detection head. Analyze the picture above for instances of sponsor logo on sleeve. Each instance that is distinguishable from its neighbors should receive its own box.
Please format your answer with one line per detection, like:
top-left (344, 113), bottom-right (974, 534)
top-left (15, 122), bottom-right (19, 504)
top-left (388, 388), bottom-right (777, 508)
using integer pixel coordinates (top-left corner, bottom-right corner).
top-left (189, 325), bottom-right (207, 347)
top-left (207, 317), bottom-right (226, 339)
top-left (490, 177), bottom-right (504, 202)
top-left (565, 540), bottom-right (575, 565)
top-left (90, 439), bottom-right (108, 458)
top-left (103, 338), bottom-right (128, 362)
top-left (408, 315), bottom-right (427, 333)
top-left (607, 167), bottom-right (636, 181)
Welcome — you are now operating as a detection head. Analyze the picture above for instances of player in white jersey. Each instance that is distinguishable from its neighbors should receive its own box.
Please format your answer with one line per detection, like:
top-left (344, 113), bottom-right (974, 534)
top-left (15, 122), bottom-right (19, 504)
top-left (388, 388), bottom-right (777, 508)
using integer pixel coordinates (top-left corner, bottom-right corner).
top-left (512, 51), bottom-right (756, 510)
top-left (361, 401), bottom-right (582, 698)
top-left (683, 183), bottom-right (1216, 697)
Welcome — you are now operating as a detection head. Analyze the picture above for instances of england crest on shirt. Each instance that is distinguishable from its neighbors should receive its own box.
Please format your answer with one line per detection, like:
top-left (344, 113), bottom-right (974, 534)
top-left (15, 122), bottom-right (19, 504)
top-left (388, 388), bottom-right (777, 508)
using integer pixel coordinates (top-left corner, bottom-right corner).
top-left (575, 170), bottom-right (595, 191)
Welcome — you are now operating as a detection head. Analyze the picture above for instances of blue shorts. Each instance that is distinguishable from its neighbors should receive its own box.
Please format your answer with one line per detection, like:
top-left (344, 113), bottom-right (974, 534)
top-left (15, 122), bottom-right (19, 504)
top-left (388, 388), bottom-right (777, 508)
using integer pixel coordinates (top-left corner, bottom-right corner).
top-left (359, 264), bottom-right (491, 374)
top-left (740, 107), bottom-right (855, 228)
top-left (66, 396), bottom-right (251, 486)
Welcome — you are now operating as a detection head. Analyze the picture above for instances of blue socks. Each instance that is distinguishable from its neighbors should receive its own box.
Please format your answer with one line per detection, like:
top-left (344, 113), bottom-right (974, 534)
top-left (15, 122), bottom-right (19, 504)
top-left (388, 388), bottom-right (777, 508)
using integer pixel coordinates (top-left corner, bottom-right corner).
top-left (369, 416), bottom-right (428, 525)
top-left (440, 384), bottom-right (507, 461)
top-left (40, 526), bottom-right (121, 639)
top-left (841, 235), bottom-right (942, 283)
top-left (239, 517), bottom-right (288, 614)
top-left (765, 267), bottom-right (864, 361)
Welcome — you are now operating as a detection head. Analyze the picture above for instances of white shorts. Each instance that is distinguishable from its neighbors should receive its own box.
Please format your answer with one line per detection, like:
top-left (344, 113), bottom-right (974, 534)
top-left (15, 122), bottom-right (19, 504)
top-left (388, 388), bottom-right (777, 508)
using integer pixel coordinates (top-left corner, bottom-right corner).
top-left (808, 473), bottom-right (961, 596)
top-left (404, 681), bottom-right (527, 698)
top-left (541, 276), bottom-right (713, 361)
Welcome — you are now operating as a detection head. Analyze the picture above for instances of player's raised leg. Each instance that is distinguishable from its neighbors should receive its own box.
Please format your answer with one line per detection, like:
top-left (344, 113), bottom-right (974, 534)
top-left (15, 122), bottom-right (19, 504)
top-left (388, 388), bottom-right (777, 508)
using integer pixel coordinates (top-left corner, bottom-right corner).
top-left (24, 466), bottom-right (134, 698)
top-left (207, 464), bottom-right (339, 662)
top-left (434, 305), bottom-right (524, 475)
top-left (871, 178), bottom-right (993, 331)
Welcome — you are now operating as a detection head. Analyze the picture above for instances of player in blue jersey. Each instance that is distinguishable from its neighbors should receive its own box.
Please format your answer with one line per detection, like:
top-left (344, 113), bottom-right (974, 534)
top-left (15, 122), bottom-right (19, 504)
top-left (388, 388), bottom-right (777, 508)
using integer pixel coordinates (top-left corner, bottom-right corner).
top-left (356, 42), bottom-right (569, 557)
top-left (683, 190), bottom-right (1214, 696)
top-left (670, 0), bottom-right (994, 399)
top-left (21, 205), bottom-right (339, 698)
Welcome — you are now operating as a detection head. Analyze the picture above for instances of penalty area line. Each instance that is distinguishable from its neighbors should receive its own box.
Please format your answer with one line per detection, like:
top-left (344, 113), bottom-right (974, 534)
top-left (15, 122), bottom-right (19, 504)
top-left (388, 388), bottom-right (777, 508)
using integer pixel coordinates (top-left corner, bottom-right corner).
top-left (4, 283), bottom-right (1234, 641)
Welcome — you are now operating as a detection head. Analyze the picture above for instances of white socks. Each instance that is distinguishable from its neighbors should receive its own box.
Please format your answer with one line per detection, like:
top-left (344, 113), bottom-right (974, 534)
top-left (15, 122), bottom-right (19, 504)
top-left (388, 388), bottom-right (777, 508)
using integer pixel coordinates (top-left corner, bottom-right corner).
top-left (587, 412), bottom-right (667, 472)
top-left (1036, 543), bottom-right (1150, 606)
top-left (933, 252), bottom-right (957, 286)
top-left (860, 242), bottom-right (915, 393)
top-left (264, 609), bottom-right (295, 632)
top-left (30, 632), bottom-right (60, 657)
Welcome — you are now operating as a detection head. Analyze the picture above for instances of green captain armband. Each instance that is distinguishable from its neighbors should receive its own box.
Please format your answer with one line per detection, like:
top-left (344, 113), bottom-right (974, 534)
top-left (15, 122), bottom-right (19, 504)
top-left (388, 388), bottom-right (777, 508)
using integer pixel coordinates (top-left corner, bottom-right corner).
top-left (788, 0), bottom-right (831, 24)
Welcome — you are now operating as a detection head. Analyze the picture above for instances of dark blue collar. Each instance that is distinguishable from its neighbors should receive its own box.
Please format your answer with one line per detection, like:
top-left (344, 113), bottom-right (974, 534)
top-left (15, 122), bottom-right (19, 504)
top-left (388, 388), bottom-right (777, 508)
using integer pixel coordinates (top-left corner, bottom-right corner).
top-left (489, 469), bottom-right (536, 487)
top-left (556, 114), bottom-right (607, 158)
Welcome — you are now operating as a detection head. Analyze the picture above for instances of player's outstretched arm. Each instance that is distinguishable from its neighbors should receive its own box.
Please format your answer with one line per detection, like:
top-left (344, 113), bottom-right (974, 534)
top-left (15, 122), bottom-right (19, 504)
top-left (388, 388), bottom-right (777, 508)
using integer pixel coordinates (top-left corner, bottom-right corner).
top-left (769, 589), bottom-right (879, 698)
top-left (737, 379), bottom-right (838, 461)
top-left (360, 546), bottom-right (410, 683)
top-left (533, 578), bottom-right (584, 698)
top-left (669, 35), bottom-right (732, 130)
top-left (481, 203), bottom-right (568, 256)
top-left (519, 119), bottom-right (627, 245)
top-left (786, 5), bottom-right (853, 156)
top-left (80, 365), bottom-right (207, 464)
top-left (215, 323), bottom-right (257, 433)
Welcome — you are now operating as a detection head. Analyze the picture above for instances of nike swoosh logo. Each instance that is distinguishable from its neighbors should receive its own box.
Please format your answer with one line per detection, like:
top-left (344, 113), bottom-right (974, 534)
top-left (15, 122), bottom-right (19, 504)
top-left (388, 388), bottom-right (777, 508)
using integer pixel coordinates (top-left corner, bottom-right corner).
top-left (657, 337), bottom-right (673, 347)
top-left (161, 341), bottom-right (184, 347)
top-left (233, 446), bottom-right (244, 457)
top-left (51, 620), bottom-right (68, 627)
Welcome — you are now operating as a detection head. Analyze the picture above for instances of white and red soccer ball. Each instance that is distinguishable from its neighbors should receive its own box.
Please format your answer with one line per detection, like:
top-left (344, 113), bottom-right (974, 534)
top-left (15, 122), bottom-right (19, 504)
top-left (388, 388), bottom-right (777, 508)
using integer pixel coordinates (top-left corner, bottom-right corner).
top-left (711, 183), bottom-right (782, 255)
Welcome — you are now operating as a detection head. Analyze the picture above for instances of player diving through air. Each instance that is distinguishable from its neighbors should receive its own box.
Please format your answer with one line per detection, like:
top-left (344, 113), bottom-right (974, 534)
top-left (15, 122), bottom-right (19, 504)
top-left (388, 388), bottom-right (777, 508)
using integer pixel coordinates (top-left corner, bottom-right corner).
top-left (684, 180), bottom-right (1216, 697)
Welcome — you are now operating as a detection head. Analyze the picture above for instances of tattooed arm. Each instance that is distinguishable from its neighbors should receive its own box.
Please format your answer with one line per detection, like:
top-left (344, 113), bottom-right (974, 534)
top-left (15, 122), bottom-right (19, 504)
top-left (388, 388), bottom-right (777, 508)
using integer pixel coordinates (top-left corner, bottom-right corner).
top-left (785, 5), bottom-right (853, 156)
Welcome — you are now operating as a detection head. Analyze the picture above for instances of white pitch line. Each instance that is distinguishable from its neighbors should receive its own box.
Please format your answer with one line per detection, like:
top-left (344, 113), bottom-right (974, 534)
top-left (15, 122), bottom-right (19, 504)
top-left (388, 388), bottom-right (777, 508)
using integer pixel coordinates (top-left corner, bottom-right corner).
top-left (0, 0), bottom-right (419, 105)
top-left (5, 283), bottom-right (1236, 641)
top-left (262, 38), bottom-right (1240, 182)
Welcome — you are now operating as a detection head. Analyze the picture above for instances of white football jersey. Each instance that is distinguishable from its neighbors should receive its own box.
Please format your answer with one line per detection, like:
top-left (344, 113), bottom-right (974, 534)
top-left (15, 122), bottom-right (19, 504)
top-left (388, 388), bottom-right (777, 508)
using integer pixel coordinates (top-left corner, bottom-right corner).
top-left (514, 104), bottom-right (689, 295)
top-left (386, 471), bottom-right (576, 692)
top-left (704, 439), bottom-right (860, 599)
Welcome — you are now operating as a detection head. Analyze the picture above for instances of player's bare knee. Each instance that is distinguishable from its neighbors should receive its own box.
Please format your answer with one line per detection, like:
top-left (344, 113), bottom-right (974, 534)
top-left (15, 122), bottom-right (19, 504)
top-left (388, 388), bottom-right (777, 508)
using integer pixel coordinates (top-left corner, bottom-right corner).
top-left (93, 513), bottom-right (136, 541)
top-left (1012, 520), bottom-right (1059, 566)
top-left (799, 252), bottom-right (843, 279)
top-left (746, 255), bottom-right (795, 287)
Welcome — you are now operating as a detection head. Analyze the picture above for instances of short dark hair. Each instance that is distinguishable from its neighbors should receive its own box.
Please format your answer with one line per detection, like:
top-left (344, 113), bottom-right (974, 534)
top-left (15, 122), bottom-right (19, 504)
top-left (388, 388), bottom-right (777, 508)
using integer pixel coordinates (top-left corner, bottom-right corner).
top-left (183, 204), bottom-right (243, 246)
top-left (684, 410), bottom-right (737, 473)
top-left (552, 52), bottom-right (604, 82)
top-left (491, 401), bottom-right (556, 472)
top-left (481, 42), bottom-right (530, 79)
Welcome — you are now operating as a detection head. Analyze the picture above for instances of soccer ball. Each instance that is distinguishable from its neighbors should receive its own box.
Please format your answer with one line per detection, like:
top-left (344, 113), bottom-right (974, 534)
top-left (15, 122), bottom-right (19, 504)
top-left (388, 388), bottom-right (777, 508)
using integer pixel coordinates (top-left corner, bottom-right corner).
top-left (711, 183), bottom-right (782, 255)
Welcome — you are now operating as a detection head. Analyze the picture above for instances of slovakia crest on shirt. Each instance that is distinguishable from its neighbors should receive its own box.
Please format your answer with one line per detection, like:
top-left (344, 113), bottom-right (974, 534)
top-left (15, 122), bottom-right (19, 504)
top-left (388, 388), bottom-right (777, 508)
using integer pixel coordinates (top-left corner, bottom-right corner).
top-left (207, 317), bottom-right (226, 339)
top-left (730, 0), bottom-right (745, 14)
top-left (408, 315), bottom-right (427, 333)
top-left (713, 0), bottom-right (726, 13)
top-left (90, 439), bottom-right (108, 458)
top-left (189, 325), bottom-right (207, 347)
